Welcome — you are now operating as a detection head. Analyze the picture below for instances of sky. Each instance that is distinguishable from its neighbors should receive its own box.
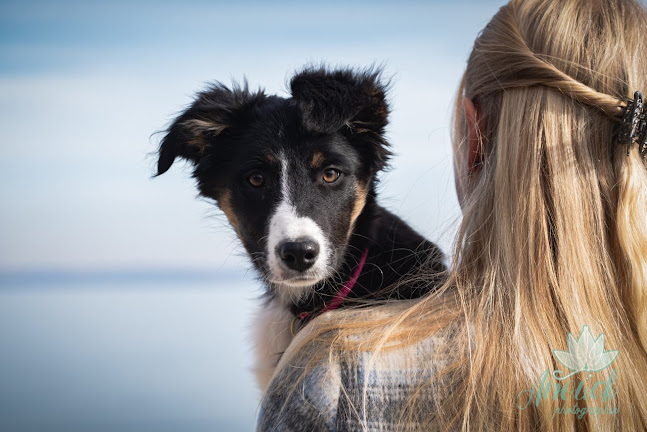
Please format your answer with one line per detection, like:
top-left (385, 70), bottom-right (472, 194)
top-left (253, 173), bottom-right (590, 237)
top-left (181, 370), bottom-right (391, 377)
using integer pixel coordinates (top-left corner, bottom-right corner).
top-left (0, 0), bottom-right (506, 273)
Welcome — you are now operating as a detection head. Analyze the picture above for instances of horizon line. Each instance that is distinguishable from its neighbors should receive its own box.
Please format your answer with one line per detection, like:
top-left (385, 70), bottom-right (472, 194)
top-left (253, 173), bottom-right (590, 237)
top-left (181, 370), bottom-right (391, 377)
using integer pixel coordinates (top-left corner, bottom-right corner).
top-left (0, 267), bottom-right (256, 288)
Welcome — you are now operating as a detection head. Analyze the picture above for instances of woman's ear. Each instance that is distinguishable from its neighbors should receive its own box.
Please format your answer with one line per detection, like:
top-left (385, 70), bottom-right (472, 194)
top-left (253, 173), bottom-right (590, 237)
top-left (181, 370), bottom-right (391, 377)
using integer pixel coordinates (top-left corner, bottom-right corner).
top-left (462, 97), bottom-right (483, 174)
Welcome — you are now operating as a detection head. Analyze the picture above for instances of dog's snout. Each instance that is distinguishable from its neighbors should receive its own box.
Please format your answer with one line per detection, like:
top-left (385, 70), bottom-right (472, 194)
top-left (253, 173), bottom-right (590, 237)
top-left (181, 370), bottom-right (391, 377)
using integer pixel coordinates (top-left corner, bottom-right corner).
top-left (278, 239), bottom-right (320, 272)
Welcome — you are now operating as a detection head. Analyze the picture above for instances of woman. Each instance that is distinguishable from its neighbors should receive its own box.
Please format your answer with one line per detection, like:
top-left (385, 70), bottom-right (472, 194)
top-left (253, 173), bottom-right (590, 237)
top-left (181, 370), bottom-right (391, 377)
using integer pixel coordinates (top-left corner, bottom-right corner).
top-left (257, 0), bottom-right (647, 430)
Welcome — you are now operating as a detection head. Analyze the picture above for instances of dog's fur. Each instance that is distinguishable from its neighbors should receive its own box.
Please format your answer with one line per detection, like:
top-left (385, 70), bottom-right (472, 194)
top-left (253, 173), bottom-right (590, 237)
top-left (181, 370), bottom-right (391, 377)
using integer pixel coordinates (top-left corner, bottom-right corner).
top-left (156, 67), bottom-right (446, 390)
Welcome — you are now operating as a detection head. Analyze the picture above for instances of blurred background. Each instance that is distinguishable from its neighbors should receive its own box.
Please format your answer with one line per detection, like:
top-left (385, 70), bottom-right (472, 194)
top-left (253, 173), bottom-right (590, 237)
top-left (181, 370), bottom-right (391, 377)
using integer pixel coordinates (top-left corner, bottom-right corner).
top-left (0, 1), bottom-right (503, 430)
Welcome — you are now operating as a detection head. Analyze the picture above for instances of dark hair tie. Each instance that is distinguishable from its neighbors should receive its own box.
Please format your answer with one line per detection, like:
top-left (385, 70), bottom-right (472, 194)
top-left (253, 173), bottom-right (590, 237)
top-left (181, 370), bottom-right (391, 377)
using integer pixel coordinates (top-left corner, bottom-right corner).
top-left (619, 91), bottom-right (647, 158)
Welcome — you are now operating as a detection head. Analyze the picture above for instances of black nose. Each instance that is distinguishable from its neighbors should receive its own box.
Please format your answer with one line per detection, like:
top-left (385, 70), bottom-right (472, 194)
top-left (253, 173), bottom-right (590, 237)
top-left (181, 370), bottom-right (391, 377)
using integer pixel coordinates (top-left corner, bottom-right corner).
top-left (278, 239), bottom-right (320, 272)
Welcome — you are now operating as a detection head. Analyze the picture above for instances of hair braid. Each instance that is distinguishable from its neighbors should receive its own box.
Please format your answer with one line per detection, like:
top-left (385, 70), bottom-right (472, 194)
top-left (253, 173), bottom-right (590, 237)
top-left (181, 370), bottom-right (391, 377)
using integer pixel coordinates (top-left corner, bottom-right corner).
top-left (469, 5), bottom-right (627, 118)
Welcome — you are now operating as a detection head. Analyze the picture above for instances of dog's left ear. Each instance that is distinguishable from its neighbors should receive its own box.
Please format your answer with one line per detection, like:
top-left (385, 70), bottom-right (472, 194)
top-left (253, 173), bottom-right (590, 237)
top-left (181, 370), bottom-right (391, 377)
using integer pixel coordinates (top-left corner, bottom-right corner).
top-left (156, 82), bottom-right (265, 177)
top-left (290, 67), bottom-right (392, 172)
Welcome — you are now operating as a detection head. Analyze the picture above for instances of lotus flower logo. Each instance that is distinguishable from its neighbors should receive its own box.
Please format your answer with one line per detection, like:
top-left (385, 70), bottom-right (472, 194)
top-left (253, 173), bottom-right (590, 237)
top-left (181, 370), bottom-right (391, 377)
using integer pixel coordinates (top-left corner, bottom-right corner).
top-left (517, 325), bottom-right (621, 416)
top-left (552, 325), bottom-right (618, 380)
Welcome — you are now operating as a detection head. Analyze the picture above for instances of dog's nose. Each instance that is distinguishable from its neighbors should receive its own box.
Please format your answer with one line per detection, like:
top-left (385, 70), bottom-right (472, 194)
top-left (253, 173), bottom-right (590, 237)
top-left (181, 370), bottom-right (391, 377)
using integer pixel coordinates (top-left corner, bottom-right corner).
top-left (278, 239), bottom-right (320, 272)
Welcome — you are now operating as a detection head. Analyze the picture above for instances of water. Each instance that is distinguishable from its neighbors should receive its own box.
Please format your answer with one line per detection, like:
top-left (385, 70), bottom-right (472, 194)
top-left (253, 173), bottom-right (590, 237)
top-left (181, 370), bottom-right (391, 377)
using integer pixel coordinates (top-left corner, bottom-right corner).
top-left (0, 275), bottom-right (261, 432)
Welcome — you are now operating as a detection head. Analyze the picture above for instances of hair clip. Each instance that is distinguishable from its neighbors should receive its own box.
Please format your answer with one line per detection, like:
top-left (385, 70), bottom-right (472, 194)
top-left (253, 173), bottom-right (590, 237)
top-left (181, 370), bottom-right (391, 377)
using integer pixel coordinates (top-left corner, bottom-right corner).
top-left (619, 91), bottom-right (646, 158)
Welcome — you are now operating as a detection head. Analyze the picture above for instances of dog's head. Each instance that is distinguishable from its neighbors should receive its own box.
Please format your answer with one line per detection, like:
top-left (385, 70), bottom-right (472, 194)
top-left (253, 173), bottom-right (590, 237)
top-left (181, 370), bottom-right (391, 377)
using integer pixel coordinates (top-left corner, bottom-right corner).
top-left (156, 67), bottom-right (391, 303)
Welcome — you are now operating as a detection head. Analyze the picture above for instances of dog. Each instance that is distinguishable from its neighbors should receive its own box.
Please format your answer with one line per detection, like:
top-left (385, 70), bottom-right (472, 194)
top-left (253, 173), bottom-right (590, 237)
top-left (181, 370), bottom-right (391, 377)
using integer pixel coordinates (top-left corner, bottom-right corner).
top-left (155, 66), bottom-right (446, 390)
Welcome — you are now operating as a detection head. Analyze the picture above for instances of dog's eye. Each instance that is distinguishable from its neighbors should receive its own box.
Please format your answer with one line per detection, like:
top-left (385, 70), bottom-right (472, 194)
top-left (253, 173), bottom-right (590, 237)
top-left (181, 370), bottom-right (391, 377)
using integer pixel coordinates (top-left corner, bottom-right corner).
top-left (322, 168), bottom-right (341, 184)
top-left (248, 173), bottom-right (265, 187)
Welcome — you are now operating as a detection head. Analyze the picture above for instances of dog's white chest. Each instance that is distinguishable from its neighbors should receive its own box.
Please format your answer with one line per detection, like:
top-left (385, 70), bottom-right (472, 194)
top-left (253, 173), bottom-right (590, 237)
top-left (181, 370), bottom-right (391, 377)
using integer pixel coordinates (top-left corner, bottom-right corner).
top-left (250, 298), bottom-right (295, 391)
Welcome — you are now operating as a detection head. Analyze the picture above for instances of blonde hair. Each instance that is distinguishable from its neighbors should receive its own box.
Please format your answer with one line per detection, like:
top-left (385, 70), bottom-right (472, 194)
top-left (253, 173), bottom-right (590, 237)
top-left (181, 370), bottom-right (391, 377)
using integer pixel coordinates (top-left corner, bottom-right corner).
top-left (273, 0), bottom-right (647, 430)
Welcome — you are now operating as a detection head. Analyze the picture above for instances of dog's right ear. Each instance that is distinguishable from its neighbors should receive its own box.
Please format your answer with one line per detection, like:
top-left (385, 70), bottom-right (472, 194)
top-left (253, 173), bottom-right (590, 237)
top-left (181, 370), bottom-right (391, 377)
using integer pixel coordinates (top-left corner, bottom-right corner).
top-left (290, 67), bottom-right (392, 174)
top-left (156, 82), bottom-right (265, 176)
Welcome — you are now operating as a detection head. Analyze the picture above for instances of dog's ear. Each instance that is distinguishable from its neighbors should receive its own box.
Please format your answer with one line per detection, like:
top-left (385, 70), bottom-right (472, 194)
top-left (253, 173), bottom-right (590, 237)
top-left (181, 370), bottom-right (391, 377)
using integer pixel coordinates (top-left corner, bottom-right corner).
top-left (156, 82), bottom-right (265, 176)
top-left (290, 67), bottom-right (392, 172)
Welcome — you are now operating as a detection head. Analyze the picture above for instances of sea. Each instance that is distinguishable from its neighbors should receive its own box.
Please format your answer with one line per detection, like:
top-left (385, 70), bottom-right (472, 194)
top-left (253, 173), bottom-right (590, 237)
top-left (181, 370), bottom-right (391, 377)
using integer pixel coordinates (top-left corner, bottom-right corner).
top-left (0, 271), bottom-right (261, 432)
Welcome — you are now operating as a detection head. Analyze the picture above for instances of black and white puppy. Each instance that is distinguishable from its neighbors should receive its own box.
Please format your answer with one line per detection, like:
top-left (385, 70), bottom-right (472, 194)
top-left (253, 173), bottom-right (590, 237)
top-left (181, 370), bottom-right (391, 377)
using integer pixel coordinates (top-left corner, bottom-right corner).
top-left (156, 67), bottom-right (446, 390)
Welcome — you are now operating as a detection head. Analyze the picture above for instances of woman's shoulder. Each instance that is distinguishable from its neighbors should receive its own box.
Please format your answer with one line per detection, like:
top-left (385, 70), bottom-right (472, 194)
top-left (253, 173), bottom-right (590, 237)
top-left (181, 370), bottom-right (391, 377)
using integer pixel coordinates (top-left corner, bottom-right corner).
top-left (256, 312), bottom-right (344, 431)
top-left (257, 305), bottom-right (462, 431)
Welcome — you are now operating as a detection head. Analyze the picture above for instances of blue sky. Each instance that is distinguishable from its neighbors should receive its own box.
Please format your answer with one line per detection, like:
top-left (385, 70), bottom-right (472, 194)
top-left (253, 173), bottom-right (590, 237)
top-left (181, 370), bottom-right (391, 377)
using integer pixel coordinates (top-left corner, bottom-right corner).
top-left (0, 0), bottom-right (505, 272)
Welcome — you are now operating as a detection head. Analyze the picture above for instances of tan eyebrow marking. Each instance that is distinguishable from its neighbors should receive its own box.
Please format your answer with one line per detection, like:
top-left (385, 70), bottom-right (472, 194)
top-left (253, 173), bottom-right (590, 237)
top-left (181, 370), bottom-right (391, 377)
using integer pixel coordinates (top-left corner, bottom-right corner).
top-left (310, 152), bottom-right (325, 168)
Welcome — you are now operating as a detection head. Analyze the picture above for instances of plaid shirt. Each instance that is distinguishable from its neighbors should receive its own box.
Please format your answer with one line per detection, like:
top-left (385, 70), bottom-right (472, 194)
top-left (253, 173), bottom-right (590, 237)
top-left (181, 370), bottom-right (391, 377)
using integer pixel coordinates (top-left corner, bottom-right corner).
top-left (257, 310), bottom-right (459, 431)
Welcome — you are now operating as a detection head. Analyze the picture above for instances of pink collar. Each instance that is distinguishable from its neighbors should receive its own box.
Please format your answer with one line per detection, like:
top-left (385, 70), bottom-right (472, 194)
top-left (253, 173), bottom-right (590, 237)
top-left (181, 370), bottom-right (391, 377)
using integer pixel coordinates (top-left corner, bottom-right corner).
top-left (291, 247), bottom-right (369, 333)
